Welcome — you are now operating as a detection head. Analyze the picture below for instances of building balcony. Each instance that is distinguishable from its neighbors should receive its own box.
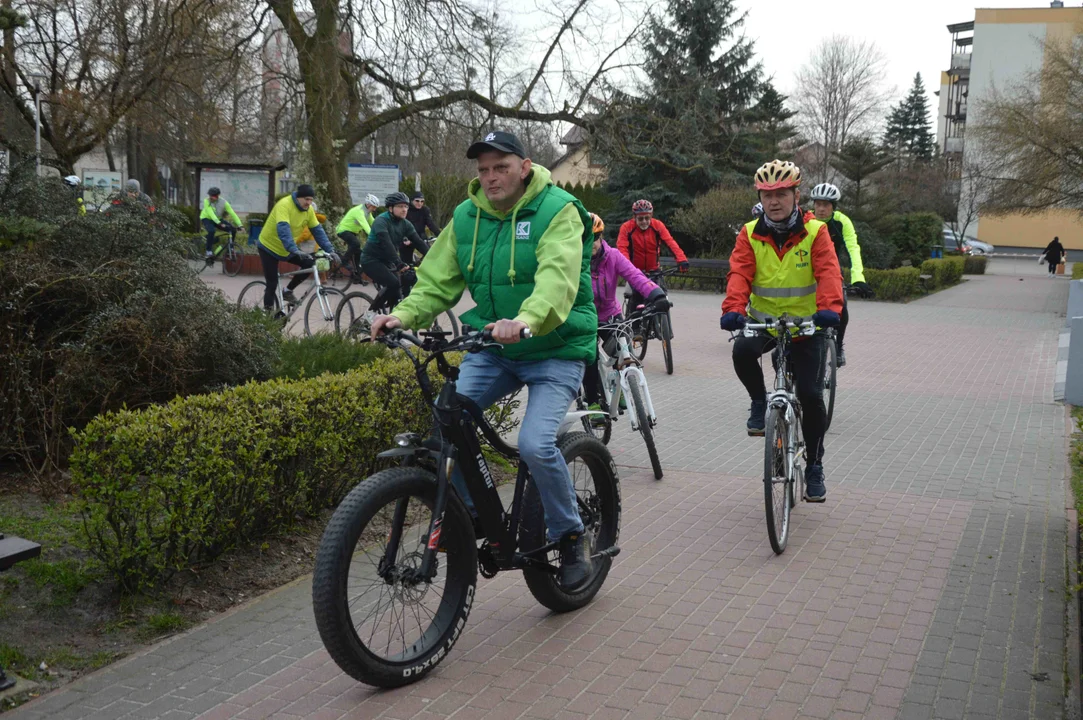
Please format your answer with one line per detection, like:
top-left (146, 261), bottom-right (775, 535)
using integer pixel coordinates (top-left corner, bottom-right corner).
top-left (951, 53), bottom-right (971, 71)
top-left (945, 137), bottom-right (964, 154)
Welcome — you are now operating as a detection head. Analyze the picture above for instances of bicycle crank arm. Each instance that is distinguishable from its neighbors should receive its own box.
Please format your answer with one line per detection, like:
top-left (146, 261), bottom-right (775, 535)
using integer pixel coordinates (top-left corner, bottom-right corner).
top-left (591, 546), bottom-right (621, 560)
top-left (513, 553), bottom-right (559, 574)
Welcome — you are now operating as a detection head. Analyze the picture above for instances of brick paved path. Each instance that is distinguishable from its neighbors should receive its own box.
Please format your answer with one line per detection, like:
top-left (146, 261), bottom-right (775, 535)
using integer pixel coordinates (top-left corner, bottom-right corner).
top-left (11, 262), bottom-right (1076, 719)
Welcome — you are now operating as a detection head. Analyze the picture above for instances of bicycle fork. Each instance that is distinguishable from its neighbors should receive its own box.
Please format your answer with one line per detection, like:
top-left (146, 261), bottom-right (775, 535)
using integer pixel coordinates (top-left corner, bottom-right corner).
top-left (620, 368), bottom-right (656, 432)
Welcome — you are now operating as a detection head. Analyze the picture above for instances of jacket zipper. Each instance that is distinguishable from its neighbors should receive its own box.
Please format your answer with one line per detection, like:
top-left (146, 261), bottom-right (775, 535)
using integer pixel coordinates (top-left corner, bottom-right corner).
top-left (489, 215), bottom-right (506, 319)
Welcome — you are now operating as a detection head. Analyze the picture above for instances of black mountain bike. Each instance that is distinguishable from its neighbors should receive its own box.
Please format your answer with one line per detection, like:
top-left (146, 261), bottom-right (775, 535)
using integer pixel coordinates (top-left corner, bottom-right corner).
top-left (622, 268), bottom-right (677, 374)
top-left (311, 328), bottom-right (621, 688)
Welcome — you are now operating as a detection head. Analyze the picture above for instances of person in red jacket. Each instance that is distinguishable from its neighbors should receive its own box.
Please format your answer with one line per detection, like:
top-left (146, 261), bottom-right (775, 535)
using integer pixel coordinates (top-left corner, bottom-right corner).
top-left (617, 199), bottom-right (689, 308)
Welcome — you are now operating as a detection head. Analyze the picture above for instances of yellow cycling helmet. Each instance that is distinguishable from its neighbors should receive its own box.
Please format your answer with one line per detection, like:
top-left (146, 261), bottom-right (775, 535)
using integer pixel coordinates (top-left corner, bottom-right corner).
top-left (590, 212), bottom-right (605, 235)
top-left (754, 159), bottom-right (802, 191)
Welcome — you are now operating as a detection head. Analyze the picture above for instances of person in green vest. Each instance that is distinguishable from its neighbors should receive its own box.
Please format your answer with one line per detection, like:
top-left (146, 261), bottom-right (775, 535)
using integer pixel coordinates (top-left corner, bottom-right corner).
top-left (720, 160), bottom-right (843, 502)
top-left (200, 187), bottom-right (243, 258)
top-left (370, 131), bottom-right (598, 591)
top-left (336, 193), bottom-right (381, 280)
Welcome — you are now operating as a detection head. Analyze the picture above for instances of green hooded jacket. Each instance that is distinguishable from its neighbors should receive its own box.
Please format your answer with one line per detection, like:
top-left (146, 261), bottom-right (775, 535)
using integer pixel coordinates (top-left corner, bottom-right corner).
top-left (390, 164), bottom-right (597, 362)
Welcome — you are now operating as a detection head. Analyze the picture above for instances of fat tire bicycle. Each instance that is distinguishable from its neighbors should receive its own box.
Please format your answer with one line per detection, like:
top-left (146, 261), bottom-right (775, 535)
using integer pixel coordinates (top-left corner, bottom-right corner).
top-left (236, 251), bottom-right (346, 334)
top-left (311, 327), bottom-right (621, 688)
top-left (736, 314), bottom-right (821, 555)
top-left (622, 268), bottom-right (678, 374)
top-left (576, 312), bottom-right (665, 479)
top-left (334, 266), bottom-right (459, 341)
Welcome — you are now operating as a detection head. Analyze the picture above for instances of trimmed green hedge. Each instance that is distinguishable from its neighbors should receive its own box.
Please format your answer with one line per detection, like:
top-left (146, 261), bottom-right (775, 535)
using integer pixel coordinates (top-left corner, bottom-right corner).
top-left (865, 267), bottom-right (921, 301)
top-left (963, 256), bottom-right (987, 275)
top-left (920, 257), bottom-right (965, 288)
top-left (1073, 262), bottom-right (1083, 280)
top-left (71, 356), bottom-right (437, 590)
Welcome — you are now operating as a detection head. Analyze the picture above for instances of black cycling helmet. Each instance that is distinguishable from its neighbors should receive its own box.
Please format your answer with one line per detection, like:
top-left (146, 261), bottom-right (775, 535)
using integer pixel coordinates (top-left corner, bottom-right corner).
top-left (207, 187), bottom-right (221, 196)
top-left (385, 191), bottom-right (410, 207)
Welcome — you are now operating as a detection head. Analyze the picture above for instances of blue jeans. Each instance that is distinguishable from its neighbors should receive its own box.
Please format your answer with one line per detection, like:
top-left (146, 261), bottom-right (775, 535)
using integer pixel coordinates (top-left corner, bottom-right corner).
top-left (451, 351), bottom-right (586, 540)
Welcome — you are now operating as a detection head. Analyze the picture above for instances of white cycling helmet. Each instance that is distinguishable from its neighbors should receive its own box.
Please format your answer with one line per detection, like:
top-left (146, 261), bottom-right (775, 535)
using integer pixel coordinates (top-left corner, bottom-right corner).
top-left (62, 175), bottom-right (81, 187)
top-left (751, 202), bottom-right (764, 218)
top-left (364, 193), bottom-right (380, 207)
top-left (809, 182), bottom-right (841, 203)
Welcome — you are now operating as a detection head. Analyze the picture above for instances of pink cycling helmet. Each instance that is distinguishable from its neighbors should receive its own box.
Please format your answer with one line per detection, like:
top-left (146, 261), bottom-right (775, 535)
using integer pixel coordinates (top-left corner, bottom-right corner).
top-left (631, 199), bottom-right (653, 215)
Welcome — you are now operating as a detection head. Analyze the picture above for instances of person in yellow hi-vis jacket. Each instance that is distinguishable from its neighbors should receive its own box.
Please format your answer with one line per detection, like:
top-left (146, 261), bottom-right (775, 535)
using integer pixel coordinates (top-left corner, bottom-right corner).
top-left (808, 182), bottom-right (873, 368)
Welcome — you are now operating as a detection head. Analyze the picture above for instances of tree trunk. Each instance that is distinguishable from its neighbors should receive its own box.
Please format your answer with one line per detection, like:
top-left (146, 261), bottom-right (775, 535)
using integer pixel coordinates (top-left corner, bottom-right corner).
top-left (298, 42), bottom-right (351, 212)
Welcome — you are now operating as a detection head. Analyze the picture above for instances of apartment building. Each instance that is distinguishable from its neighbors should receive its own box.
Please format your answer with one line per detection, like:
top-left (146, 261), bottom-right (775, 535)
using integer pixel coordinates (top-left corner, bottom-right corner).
top-left (937, 4), bottom-right (1083, 250)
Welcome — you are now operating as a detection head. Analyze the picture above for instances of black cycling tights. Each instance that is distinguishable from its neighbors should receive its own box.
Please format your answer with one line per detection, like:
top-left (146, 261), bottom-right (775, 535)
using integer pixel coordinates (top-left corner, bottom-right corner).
top-left (361, 261), bottom-right (402, 313)
top-left (732, 333), bottom-right (827, 465)
top-left (836, 296), bottom-right (849, 352)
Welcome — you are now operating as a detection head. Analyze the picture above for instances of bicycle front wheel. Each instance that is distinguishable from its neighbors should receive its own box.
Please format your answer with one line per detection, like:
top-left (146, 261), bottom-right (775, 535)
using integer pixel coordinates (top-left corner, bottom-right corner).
top-left (222, 243), bottom-right (244, 277)
top-left (311, 467), bottom-right (478, 688)
top-left (627, 378), bottom-right (662, 480)
top-left (186, 237), bottom-right (209, 275)
top-left (429, 311), bottom-right (459, 339)
top-left (764, 406), bottom-right (792, 554)
top-left (659, 313), bottom-right (674, 375)
top-left (335, 290), bottom-right (377, 339)
top-left (304, 287), bottom-right (347, 335)
top-left (822, 336), bottom-right (837, 432)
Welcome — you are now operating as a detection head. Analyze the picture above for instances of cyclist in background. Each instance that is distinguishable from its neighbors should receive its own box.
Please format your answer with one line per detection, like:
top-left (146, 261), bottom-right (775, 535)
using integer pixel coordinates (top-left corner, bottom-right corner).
top-left (200, 187), bottom-right (243, 259)
top-left (257, 184), bottom-right (340, 311)
top-left (62, 175), bottom-right (86, 215)
top-left (617, 199), bottom-right (690, 309)
top-left (406, 192), bottom-right (441, 244)
top-left (584, 212), bottom-right (668, 408)
top-left (808, 183), bottom-right (873, 368)
top-left (719, 160), bottom-right (843, 502)
top-left (337, 193), bottom-right (380, 280)
top-left (751, 202), bottom-right (763, 220)
top-left (360, 192), bottom-right (425, 313)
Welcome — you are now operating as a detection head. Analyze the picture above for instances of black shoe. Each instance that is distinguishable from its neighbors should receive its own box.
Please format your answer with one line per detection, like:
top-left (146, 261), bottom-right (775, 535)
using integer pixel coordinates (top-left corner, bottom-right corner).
top-left (836, 349), bottom-right (847, 368)
top-left (747, 397), bottom-right (767, 436)
top-left (804, 464), bottom-right (827, 502)
top-left (281, 289), bottom-right (298, 305)
top-left (558, 530), bottom-right (593, 592)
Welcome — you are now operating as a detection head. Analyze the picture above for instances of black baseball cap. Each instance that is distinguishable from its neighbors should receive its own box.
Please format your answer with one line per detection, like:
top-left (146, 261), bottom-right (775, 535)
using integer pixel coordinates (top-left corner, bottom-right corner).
top-left (467, 131), bottom-right (527, 159)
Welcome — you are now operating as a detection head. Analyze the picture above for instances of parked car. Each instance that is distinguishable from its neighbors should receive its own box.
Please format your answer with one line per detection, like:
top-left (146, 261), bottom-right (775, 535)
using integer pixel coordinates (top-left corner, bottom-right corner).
top-left (942, 225), bottom-right (995, 255)
top-left (962, 235), bottom-right (995, 255)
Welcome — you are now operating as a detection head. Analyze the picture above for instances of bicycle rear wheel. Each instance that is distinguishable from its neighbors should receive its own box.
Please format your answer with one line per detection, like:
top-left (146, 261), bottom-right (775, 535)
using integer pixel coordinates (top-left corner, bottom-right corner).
top-left (627, 378), bottom-right (662, 480)
top-left (520, 432), bottom-right (621, 612)
top-left (325, 259), bottom-right (354, 292)
top-left (304, 287), bottom-right (347, 335)
top-left (659, 313), bottom-right (674, 375)
top-left (311, 467), bottom-right (477, 688)
top-left (822, 336), bottom-right (837, 432)
top-left (222, 243), bottom-right (244, 276)
top-left (186, 237), bottom-right (209, 275)
top-left (764, 406), bottom-right (792, 554)
top-left (238, 280), bottom-right (271, 311)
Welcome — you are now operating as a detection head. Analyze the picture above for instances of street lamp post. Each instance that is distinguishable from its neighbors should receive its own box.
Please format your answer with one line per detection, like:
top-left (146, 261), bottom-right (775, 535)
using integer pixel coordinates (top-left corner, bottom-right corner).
top-left (30, 74), bottom-right (46, 176)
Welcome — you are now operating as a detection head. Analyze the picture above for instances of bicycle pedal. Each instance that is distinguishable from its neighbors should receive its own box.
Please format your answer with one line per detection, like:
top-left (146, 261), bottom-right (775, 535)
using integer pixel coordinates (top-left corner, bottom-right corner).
top-left (591, 546), bottom-right (620, 560)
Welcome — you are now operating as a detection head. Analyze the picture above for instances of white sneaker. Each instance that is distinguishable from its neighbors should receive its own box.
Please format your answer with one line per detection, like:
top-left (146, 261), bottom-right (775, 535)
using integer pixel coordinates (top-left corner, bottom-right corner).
top-left (205, 250), bottom-right (213, 258)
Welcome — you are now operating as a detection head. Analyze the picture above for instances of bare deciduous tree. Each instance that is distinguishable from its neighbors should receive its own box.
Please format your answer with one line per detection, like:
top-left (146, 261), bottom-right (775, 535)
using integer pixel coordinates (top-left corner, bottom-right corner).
top-left (793, 35), bottom-right (892, 183)
top-left (264, 0), bottom-right (639, 211)
top-left (972, 36), bottom-right (1083, 215)
top-left (0, 0), bottom-right (242, 173)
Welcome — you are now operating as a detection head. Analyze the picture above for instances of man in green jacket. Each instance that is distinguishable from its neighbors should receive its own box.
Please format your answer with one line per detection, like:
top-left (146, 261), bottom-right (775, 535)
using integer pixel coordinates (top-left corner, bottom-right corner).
top-left (200, 187), bottom-right (243, 259)
top-left (371, 131), bottom-right (598, 591)
top-left (810, 182), bottom-right (873, 367)
top-left (360, 192), bottom-right (424, 311)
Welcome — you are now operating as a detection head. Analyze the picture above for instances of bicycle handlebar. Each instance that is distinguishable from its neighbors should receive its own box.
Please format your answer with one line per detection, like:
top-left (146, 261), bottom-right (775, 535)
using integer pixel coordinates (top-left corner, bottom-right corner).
top-left (741, 316), bottom-right (816, 337)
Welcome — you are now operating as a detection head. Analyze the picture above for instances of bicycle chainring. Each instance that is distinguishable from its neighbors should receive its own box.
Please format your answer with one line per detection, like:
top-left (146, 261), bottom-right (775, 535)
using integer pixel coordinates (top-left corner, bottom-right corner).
top-left (478, 541), bottom-right (499, 579)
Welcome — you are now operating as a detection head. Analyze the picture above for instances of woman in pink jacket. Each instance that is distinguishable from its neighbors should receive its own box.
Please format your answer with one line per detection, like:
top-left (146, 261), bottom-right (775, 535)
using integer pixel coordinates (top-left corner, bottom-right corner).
top-left (584, 213), bottom-right (668, 406)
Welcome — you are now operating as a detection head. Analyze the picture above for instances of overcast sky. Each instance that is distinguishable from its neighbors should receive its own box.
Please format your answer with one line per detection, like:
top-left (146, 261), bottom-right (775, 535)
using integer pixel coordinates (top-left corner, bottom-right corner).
top-left (744, 0), bottom-right (1050, 119)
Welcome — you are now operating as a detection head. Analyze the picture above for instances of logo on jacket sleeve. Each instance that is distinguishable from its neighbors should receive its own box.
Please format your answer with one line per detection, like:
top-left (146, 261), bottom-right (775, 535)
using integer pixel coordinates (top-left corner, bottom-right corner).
top-left (516, 221), bottom-right (531, 239)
